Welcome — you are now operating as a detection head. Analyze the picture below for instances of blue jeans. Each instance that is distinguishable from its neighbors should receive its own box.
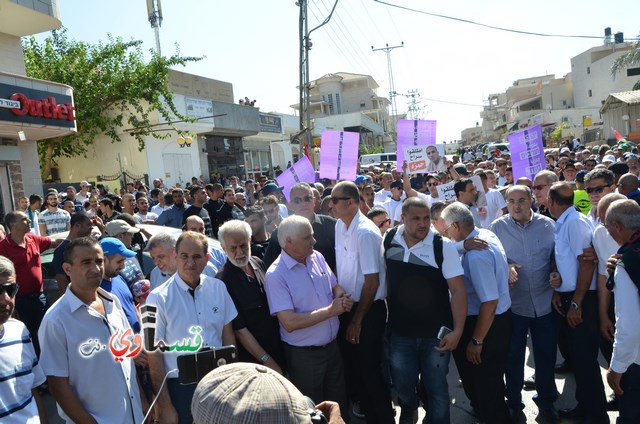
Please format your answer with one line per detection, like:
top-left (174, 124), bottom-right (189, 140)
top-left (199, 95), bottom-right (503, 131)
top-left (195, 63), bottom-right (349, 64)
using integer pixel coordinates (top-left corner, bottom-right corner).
top-left (389, 334), bottom-right (450, 424)
top-left (505, 312), bottom-right (558, 410)
top-left (618, 363), bottom-right (640, 424)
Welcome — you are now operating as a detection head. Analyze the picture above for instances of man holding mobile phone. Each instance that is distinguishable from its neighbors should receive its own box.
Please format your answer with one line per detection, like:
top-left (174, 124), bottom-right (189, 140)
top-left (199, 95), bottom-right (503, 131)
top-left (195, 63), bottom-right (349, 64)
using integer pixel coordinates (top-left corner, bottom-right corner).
top-left (383, 197), bottom-right (467, 424)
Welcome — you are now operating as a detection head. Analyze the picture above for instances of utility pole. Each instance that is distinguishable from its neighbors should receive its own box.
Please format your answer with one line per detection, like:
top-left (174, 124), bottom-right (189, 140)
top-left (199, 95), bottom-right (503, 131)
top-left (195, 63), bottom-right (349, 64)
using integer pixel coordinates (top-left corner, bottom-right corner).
top-left (405, 89), bottom-right (422, 120)
top-left (298, 0), bottom-right (338, 157)
top-left (372, 42), bottom-right (403, 141)
top-left (146, 0), bottom-right (163, 55)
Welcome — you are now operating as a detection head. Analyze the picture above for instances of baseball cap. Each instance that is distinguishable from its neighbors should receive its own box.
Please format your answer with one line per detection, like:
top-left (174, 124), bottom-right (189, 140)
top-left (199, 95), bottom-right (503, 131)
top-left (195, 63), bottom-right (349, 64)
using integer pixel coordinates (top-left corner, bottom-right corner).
top-left (99, 237), bottom-right (136, 258)
top-left (602, 155), bottom-right (616, 164)
top-left (560, 147), bottom-right (571, 154)
top-left (80, 180), bottom-right (91, 187)
top-left (261, 182), bottom-right (284, 196)
top-left (191, 363), bottom-right (310, 424)
top-left (624, 153), bottom-right (637, 160)
top-left (104, 219), bottom-right (140, 236)
top-left (576, 170), bottom-right (588, 183)
top-left (390, 180), bottom-right (403, 189)
top-left (355, 175), bottom-right (367, 185)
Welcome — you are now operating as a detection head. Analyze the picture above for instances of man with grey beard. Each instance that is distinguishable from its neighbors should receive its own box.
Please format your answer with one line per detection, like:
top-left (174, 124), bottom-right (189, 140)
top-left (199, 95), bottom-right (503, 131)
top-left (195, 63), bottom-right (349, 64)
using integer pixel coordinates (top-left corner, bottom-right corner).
top-left (215, 220), bottom-right (285, 373)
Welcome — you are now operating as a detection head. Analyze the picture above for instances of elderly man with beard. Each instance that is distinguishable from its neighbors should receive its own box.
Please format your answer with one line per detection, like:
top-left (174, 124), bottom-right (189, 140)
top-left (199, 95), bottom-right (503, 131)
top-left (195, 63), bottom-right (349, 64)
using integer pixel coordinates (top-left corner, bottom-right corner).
top-left (215, 220), bottom-right (285, 373)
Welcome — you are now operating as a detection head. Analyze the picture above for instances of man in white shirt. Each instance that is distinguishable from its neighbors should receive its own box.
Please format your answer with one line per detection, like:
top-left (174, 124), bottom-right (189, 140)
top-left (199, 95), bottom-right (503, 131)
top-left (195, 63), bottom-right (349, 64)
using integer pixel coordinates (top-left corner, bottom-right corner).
top-left (134, 196), bottom-right (158, 223)
top-left (382, 180), bottom-right (404, 226)
top-left (331, 181), bottom-right (395, 424)
top-left (146, 231), bottom-right (237, 424)
top-left (0, 256), bottom-right (47, 422)
top-left (604, 199), bottom-right (640, 423)
top-left (76, 180), bottom-right (91, 204)
top-left (374, 172), bottom-right (394, 206)
top-left (547, 182), bottom-right (609, 423)
top-left (39, 192), bottom-right (71, 236)
top-left (477, 171), bottom-right (507, 229)
top-left (39, 237), bottom-right (144, 423)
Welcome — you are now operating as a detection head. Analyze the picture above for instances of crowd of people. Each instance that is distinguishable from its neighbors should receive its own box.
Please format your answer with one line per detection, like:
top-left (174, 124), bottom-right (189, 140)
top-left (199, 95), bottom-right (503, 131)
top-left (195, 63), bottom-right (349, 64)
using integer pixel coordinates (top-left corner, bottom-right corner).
top-left (1, 141), bottom-right (639, 424)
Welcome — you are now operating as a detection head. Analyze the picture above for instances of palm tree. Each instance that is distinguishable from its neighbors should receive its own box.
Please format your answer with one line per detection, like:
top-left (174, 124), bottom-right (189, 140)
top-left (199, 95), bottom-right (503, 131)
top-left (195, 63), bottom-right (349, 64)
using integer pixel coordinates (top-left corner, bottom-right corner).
top-left (611, 35), bottom-right (640, 90)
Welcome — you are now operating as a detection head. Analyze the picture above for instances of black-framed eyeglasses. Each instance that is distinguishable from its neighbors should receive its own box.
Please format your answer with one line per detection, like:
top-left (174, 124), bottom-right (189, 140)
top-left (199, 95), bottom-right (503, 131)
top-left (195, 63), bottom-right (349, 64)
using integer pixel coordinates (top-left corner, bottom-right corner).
top-left (586, 185), bottom-right (610, 194)
top-left (427, 182), bottom-right (438, 187)
top-left (292, 195), bottom-right (313, 205)
top-left (330, 196), bottom-right (351, 204)
top-left (532, 184), bottom-right (548, 191)
top-left (0, 283), bottom-right (19, 298)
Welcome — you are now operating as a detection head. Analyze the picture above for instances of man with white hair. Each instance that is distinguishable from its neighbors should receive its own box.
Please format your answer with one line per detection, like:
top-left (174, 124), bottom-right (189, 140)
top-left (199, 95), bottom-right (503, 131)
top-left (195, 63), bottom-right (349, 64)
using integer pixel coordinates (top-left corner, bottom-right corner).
top-left (264, 215), bottom-right (353, 414)
top-left (441, 202), bottom-right (512, 424)
top-left (604, 199), bottom-right (640, 423)
top-left (216, 220), bottom-right (285, 373)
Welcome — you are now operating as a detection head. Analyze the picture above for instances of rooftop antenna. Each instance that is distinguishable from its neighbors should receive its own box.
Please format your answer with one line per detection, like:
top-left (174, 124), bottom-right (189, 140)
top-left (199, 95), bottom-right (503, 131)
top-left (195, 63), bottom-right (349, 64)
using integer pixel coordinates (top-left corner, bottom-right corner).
top-left (146, 0), bottom-right (163, 55)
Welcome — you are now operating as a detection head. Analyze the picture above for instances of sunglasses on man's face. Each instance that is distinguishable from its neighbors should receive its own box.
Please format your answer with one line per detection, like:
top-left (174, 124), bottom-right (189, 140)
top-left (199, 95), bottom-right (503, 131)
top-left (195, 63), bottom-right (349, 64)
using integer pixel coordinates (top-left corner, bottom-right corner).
top-left (291, 195), bottom-right (313, 205)
top-left (0, 283), bottom-right (19, 298)
top-left (586, 185), bottom-right (610, 194)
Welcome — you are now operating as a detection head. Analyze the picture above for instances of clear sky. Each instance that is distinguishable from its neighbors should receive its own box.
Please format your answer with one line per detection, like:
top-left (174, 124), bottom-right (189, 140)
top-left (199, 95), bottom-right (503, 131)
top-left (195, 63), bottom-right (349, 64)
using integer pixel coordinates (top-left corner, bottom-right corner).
top-left (41, 0), bottom-right (639, 143)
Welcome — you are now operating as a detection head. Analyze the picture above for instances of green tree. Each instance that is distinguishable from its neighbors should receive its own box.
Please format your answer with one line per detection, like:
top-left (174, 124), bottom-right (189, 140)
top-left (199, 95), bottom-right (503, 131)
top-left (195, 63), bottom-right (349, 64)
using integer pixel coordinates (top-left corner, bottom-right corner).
top-left (611, 35), bottom-right (640, 90)
top-left (22, 28), bottom-right (201, 180)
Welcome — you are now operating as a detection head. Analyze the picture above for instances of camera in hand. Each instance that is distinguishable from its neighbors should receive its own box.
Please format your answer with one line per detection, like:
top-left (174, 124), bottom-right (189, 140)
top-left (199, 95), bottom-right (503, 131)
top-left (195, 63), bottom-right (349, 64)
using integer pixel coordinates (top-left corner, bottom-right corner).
top-left (177, 345), bottom-right (238, 384)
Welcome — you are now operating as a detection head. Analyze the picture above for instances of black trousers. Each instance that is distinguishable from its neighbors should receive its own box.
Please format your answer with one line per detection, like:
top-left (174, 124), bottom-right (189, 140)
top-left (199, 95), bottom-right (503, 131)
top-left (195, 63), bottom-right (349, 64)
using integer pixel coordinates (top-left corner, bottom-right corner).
top-left (15, 291), bottom-right (47, 356)
top-left (556, 291), bottom-right (608, 419)
top-left (453, 310), bottom-right (512, 424)
top-left (283, 339), bottom-right (347, 418)
top-left (338, 299), bottom-right (395, 424)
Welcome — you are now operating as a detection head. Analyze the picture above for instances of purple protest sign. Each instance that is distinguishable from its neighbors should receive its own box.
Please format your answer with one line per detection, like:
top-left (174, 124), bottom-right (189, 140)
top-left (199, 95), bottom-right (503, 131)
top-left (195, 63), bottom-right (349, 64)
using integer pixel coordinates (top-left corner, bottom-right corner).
top-left (396, 120), bottom-right (436, 168)
top-left (508, 125), bottom-right (545, 181)
top-left (275, 156), bottom-right (316, 201)
top-left (319, 130), bottom-right (359, 181)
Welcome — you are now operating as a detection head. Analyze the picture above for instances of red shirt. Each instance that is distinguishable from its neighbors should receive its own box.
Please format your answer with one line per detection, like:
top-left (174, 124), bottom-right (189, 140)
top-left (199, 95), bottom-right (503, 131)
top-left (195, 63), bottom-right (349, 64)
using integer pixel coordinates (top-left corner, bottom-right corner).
top-left (0, 233), bottom-right (51, 295)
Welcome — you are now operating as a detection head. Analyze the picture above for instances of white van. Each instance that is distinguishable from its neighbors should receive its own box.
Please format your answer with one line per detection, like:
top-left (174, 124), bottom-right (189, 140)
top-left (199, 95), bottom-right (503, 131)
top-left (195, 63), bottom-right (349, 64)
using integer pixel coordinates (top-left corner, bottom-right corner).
top-left (359, 153), bottom-right (397, 165)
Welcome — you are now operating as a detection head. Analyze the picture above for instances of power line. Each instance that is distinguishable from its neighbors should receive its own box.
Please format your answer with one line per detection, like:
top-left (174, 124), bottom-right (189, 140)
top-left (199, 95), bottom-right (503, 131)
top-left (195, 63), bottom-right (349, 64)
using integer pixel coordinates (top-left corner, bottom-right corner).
top-left (373, 0), bottom-right (632, 40)
top-left (417, 96), bottom-right (484, 107)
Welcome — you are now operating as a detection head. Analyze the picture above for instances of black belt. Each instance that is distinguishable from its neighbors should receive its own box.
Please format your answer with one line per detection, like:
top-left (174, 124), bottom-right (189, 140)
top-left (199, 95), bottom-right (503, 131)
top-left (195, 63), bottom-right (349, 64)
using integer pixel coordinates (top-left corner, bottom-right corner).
top-left (283, 339), bottom-right (335, 351)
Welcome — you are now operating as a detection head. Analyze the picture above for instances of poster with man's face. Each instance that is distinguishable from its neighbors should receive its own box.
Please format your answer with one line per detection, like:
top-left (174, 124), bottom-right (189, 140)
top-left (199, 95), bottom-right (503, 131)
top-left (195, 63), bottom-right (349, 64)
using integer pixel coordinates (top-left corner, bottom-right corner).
top-left (426, 144), bottom-right (447, 173)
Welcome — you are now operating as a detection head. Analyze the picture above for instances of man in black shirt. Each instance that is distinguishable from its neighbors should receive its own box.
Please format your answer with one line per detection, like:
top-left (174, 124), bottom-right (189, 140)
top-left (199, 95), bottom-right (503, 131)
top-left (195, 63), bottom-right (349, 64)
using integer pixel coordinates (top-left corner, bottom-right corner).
top-left (262, 183), bottom-right (337, 272)
top-left (243, 207), bottom-right (270, 260)
top-left (215, 220), bottom-right (284, 373)
top-left (183, 186), bottom-right (213, 237)
top-left (204, 183), bottom-right (224, 237)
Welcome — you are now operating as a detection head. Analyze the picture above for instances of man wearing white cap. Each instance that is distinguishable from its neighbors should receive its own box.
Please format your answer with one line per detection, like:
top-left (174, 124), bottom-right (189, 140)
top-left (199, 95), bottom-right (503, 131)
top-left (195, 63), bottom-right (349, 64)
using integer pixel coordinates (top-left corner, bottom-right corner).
top-left (104, 219), bottom-right (145, 286)
top-left (76, 181), bottom-right (92, 204)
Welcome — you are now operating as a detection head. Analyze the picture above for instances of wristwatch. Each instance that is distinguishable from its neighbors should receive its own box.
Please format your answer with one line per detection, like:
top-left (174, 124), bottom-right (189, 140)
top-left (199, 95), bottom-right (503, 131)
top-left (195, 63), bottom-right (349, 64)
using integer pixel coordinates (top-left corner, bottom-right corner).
top-left (471, 338), bottom-right (483, 346)
top-left (260, 353), bottom-right (270, 363)
top-left (570, 300), bottom-right (581, 310)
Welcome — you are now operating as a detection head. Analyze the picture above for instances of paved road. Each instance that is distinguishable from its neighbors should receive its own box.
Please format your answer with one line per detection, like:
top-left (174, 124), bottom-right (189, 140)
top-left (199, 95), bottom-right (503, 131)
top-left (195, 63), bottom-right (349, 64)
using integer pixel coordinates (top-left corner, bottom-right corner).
top-left (43, 342), bottom-right (619, 423)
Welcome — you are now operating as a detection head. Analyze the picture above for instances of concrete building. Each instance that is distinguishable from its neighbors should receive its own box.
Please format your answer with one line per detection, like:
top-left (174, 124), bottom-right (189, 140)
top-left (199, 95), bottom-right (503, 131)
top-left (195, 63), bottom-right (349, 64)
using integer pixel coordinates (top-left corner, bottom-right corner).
top-left (600, 91), bottom-right (640, 142)
top-left (54, 69), bottom-right (259, 189)
top-left (461, 125), bottom-right (483, 146)
top-left (0, 0), bottom-right (75, 220)
top-left (291, 72), bottom-right (392, 152)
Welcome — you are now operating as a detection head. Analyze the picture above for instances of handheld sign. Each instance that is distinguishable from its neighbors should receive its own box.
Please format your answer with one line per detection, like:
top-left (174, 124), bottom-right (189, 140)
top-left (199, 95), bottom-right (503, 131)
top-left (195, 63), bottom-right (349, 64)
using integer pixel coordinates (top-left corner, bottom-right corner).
top-left (276, 156), bottom-right (316, 201)
top-left (403, 145), bottom-right (428, 174)
top-left (508, 125), bottom-right (545, 181)
top-left (396, 119), bottom-right (436, 168)
top-left (319, 130), bottom-right (359, 181)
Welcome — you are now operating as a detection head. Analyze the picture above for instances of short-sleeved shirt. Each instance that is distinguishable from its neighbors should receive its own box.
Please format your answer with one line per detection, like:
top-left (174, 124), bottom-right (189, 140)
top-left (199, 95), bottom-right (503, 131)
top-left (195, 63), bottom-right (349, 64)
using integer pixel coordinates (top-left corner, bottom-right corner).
top-left (478, 188), bottom-right (506, 229)
top-left (593, 225), bottom-right (619, 277)
top-left (0, 318), bottom-right (46, 422)
top-left (265, 250), bottom-right (339, 347)
top-left (461, 228), bottom-right (512, 316)
top-left (554, 207), bottom-right (596, 292)
top-left (38, 287), bottom-right (143, 423)
top-left (0, 234), bottom-right (51, 295)
top-left (39, 209), bottom-right (70, 235)
top-left (101, 276), bottom-right (141, 333)
top-left (610, 265), bottom-right (640, 373)
top-left (146, 273), bottom-right (237, 373)
top-left (335, 211), bottom-right (387, 302)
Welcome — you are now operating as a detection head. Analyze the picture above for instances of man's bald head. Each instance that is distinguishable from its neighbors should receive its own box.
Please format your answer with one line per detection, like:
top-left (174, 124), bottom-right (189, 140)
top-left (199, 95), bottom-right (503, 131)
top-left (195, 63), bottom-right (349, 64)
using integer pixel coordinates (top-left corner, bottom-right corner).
top-left (184, 215), bottom-right (205, 234)
top-left (616, 173), bottom-right (639, 196)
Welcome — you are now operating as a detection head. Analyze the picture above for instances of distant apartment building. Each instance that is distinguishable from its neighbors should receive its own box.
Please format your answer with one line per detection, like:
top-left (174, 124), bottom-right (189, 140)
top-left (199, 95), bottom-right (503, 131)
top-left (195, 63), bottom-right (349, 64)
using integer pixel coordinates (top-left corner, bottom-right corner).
top-left (480, 34), bottom-right (639, 146)
top-left (0, 0), bottom-right (76, 220)
top-left (291, 72), bottom-right (392, 150)
top-left (460, 125), bottom-right (483, 146)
